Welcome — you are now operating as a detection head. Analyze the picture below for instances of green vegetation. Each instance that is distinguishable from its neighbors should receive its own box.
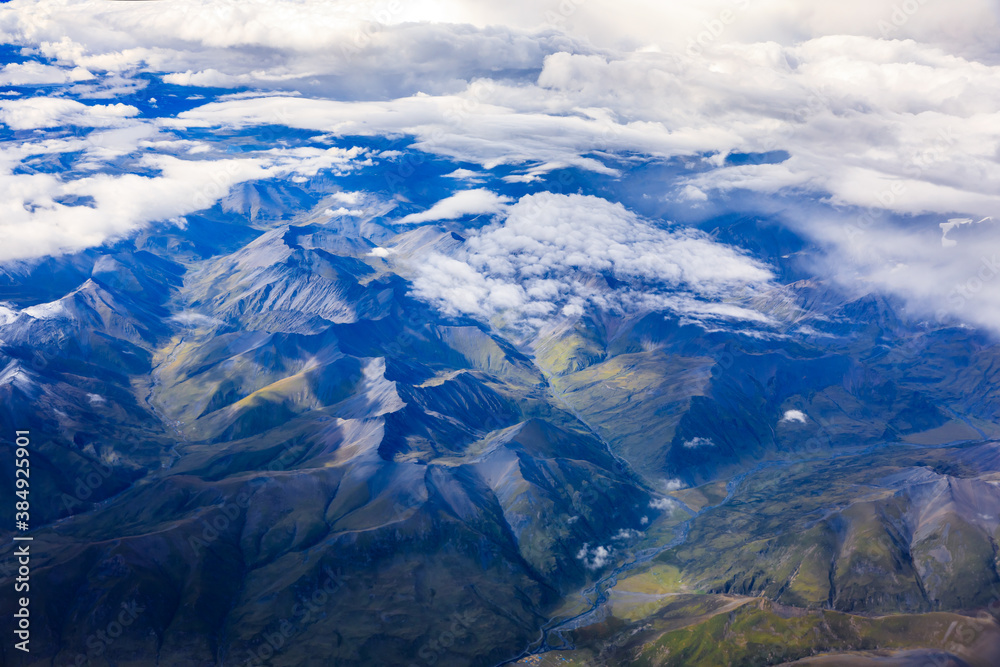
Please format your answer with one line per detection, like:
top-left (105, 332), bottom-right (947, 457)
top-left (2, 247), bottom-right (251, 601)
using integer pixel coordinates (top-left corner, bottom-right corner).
top-left (633, 600), bottom-right (987, 667)
top-left (519, 598), bottom-right (998, 667)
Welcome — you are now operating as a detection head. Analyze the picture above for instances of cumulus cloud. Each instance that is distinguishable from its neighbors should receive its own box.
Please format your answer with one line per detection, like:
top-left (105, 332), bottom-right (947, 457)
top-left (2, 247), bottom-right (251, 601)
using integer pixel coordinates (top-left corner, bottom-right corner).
top-left (0, 0), bottom-right (586, 99)
top-left (661, 478), bottom-right (686, 492)
top-left (0, 62), bottom-right (93, 86)
top-left (576, 543), bottom-right (612, 570)
top-left (409, 192), bottom-right (774, 326)
top-left (0, 97), bottom-right (138, 130)
top-left (532, 43), bottom-right (1000, 222)
top-left (162, 38), bottom-right (1000, 219)
top-left (398, 189), bottom-right (512, 224)
top-left (0, 145), bottom-right (367, 261)
top-left (443, 168), bottom-right (484, 182)
top-left (447, 0), bottom-right (998, 64)
top-left (613, 528), bottom-right (642, 540)
top-left (780, 409), bottom-right (808, 424)
top-left (682, 437), bottom-right (715, 449)
top-left (331, 191), bottom-right (363, 205)
top-left (7, 0), bottom-right (994, 90)
top-left (326, 207), bottom-right (364, 217)
top-left (649, 497), bottom-right (680, 513)
top-left (170, 91), bottom-right (642, 180)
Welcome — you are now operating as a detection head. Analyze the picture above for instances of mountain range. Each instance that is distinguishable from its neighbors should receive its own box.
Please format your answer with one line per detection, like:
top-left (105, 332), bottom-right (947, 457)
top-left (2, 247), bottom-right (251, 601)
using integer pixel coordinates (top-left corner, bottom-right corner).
top-left (2, 171), bottom-right (999, 666)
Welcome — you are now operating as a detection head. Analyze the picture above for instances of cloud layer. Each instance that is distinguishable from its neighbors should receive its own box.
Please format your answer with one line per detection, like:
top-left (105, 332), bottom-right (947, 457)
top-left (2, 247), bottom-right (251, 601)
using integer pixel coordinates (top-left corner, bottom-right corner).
top-left (1, 0), bottom-right (999, 332)
top-left (0, 97), bottom-right (138, 130)
top-left (164, 38), bottom-right (1000, 217)
top-left (398, 189), bottom-right (512, 224)
top-left (409, 193), bottom-right (775, 326)
top-left (0, 139), bottom-right (368, 262)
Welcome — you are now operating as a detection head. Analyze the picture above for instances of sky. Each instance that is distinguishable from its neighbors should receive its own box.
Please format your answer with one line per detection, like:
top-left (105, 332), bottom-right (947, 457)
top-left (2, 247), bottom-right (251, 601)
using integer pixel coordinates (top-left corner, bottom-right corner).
top-left (1, 0), bottom-right (999, 331)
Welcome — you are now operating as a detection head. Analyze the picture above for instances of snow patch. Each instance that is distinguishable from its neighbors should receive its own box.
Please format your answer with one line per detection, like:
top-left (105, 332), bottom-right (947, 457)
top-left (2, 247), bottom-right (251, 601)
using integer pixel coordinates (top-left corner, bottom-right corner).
top-left (0, 304), bottom-right (18, 326)
top-left (23, 300), bottom-right (67, 320)
top-left (0, 362), bottom-right (32, 389)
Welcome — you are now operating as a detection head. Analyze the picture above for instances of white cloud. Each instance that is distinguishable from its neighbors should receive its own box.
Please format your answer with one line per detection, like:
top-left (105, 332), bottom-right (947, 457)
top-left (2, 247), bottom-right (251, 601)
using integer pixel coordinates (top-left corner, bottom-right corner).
top-left (162, 38), bottom-right (1000, 218)
top-left (661, 478), bottom-right (686, 492)
top-left (940, 217), bottom-right (990, 248)
top-left (170, 92), bottom-right (640, 180)
top-left (679, 185), bottom-right (709, 202)
top-left (650, 497), bottom-right (679, 512)
top-left (0, 97), bottom-right (138, 130)
top-left (532, 44), bottom-right (1000, 222)
top-left (682, 437), bottom-right (715, 449)
top-left (443, 168), bottom-right (484, 181)
top-left (331, 191), bottom-right (363, 205)
top-left (398, 189), bottom-right (512, 225)
top-left (0, 0), bottom-right (587, 99)
top-left (409, 193), bottom-right (774, 326)
top-left (170, 312), bottom-right (224, 328)
top-left (0, 147), bottom-right (367, 262)
top-left (325, 207), bottom-right (364, 217)
top-left (780, 409), bottom-right (808, 424)
top-left (0, 62), bottom-right (93, 86)
top-left (576, 543), bottom-right (612, 570)
top-left (807, 213), bottom-right (1000, 333)
top-left (613, 528), bottom-right (641, 540)
top-left (8, 0), bottom-right (993, 86)
top-left (441, 0), bottom-right (998, 64)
